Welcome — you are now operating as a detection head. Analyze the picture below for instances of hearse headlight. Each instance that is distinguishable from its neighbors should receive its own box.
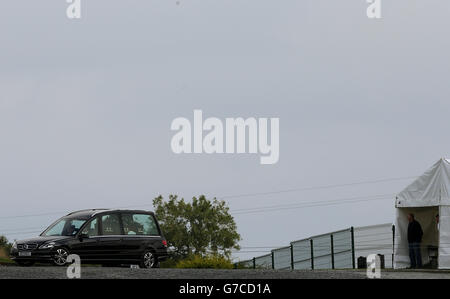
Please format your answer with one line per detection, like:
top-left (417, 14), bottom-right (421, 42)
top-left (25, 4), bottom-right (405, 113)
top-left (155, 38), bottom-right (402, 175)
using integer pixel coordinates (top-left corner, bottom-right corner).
top-left (39, 242), bottom-right (56, 249)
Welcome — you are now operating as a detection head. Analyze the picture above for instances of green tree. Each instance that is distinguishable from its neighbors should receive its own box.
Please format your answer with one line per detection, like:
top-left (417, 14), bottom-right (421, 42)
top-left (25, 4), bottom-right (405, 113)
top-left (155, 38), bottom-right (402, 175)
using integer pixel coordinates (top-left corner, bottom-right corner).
top-left (153, 195), bottom-right (241, 259)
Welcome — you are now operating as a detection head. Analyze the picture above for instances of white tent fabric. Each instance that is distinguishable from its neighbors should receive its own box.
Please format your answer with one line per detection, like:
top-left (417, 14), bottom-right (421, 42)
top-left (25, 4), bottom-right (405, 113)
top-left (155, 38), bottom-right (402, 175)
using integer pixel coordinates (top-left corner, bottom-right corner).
top-left (396, 158), bottom-right (450, 207)
top-left (394, 158), bottom-right (450, 269)
top-left (439, 206), bottom-right (450, 267)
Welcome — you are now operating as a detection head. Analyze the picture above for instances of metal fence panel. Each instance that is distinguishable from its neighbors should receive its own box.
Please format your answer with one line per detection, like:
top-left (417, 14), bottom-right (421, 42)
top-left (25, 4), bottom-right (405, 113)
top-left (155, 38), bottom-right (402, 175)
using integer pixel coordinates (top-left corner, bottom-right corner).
top-left (334, 250), bottom-right (353, 268)
top-left (292, 239), bottom-right (311, 269)
top-left (272, 246), bottom-right (291, 270)
top-left (254, 253), bottom-right (272, 269)
top-left (312, 234), bottom-right (332, 269)
top-left (332, 229), bottom-right (353, 268)
top-left (354, 223), bottom-right (394, 268)
top-left (237, 224), bottom-right (392, 270)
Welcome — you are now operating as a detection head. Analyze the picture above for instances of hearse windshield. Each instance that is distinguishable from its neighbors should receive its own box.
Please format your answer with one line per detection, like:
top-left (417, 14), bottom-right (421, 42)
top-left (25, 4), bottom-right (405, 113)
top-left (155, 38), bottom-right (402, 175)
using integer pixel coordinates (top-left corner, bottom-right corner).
top-left (41, 217), bottom-right (87, 237)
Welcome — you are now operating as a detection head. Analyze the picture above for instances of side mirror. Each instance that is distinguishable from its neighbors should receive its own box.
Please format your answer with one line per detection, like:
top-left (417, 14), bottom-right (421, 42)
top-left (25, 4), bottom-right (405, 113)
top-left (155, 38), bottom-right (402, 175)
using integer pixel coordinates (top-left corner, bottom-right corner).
top-left (78, 233), bottom-right (89, 241)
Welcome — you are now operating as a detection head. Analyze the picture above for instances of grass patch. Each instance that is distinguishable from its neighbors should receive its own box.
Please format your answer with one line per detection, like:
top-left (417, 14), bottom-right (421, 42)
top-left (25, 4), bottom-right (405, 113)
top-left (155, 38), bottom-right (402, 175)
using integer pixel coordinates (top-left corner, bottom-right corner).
top-left (0, 257), bottom-right (14, 264)
top-left (0, 255), bottom-right (12, 265)
top-left (0, 252), bottom-right (14, 265)
top-left (0, 248), bottom-right (14, 265)
top-left (176, 254), bottom-right (235, 269)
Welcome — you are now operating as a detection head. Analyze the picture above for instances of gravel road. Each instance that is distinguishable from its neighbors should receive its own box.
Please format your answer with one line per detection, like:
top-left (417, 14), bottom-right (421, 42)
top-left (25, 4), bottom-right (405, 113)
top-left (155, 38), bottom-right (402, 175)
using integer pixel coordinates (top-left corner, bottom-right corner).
top-left (1, 266), bottom-right (450, 279)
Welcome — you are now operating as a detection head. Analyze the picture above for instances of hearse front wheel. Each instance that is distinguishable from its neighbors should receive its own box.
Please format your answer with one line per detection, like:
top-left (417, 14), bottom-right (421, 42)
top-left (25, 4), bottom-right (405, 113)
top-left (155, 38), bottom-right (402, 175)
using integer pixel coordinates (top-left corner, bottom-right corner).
top-left (53, 248), bottom-right (69, 266)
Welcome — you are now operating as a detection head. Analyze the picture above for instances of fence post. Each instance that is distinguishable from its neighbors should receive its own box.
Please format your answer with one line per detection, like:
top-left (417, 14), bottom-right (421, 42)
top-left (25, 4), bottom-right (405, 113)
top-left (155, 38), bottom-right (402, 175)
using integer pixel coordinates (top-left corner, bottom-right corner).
top-left (271, 251), bottom-right (275, 269)
top-left (392, 224), bottom-right (395, 267)
top-left (253, 257), bottom-right (256, 269)
top-left (310, 239), bottom-right (314, 270)
top-left (290, 244), bottom-right (294, 270)
top-left (331, 234), bottom-right (335, 270)
top-left (351, 226), bottom-right (355, 269)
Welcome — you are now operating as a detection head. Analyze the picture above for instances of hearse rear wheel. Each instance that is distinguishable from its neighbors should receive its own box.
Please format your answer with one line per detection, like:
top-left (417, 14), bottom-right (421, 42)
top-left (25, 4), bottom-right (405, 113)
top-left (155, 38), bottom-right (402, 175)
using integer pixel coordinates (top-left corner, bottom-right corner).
top-left (140, 250), bottom-right (159, 269)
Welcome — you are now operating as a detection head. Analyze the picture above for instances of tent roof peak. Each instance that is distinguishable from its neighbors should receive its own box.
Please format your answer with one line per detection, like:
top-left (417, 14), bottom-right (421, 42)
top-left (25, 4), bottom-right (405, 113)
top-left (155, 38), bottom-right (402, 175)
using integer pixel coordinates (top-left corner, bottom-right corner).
top-left (396, 159), bottom-right (450, 208)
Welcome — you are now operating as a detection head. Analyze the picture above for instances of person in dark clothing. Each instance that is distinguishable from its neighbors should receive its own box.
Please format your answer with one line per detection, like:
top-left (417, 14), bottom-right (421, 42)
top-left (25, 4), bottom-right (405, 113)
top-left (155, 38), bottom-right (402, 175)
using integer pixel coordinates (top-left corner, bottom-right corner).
top-left (407, 213), bottom-right (423, 269)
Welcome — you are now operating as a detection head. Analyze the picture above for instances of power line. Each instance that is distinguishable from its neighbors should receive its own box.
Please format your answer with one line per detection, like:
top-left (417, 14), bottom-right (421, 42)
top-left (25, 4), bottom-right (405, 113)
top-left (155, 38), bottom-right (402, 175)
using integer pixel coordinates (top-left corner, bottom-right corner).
top-left (0, 176), bottom-right (411, 240)
top-left (219, 176), bottom-right (415, 200)
top-left (0, 175), bottom-right (413, 221)
top-left (1, 193), bottom-right (394, 236)
top-left (0, 226), bottom-right (46, 233)
top-left (231, 193), bottom-right (394, 213)
top-left (0, 211), bottom-right (68, 220)
top-left (232, 195), bottom-right (393, 215)
top-left (0, 193), bottom-right (395, 237)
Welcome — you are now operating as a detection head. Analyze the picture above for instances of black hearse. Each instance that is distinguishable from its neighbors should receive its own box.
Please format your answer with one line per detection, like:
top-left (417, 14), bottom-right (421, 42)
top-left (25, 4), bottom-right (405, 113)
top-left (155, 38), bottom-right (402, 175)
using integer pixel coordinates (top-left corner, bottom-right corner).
top-left (10, 209), bottom-right (168, 268)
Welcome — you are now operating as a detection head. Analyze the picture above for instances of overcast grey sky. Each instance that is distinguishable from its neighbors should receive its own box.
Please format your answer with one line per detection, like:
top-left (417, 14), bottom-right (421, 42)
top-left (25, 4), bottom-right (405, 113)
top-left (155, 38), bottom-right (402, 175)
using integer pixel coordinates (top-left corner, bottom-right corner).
top-left (1, 0), bottom-right (450, 261)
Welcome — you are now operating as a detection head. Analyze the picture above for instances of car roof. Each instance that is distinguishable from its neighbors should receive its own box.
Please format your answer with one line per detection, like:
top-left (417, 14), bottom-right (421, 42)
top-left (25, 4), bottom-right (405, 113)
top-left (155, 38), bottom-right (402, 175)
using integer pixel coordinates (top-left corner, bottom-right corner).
top-left (65, 209), bottom-right (155, 219)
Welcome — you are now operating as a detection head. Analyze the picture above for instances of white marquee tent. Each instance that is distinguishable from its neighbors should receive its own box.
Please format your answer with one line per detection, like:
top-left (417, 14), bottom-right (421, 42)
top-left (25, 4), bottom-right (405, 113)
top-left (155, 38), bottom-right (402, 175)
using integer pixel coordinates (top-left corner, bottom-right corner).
top-left (394, 158), bottom-right (450, 269)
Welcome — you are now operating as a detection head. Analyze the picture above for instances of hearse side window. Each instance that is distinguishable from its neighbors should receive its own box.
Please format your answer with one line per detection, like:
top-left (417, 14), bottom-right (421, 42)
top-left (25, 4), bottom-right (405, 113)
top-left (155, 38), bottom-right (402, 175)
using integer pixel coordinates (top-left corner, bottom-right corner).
top-left (121, 213), bottom-right (159, 236)
top-left (101, 214), bottom-right (121, 235)
top-left (81, 217), bottom-right (99, 237)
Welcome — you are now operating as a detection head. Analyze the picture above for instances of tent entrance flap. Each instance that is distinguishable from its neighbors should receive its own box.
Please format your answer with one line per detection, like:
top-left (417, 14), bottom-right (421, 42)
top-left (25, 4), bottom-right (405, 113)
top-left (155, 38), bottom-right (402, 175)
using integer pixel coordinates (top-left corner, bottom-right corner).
top-left (439, 206), bottom-right (450, 269)
top-left (394, 207), bottom-right (439, 269)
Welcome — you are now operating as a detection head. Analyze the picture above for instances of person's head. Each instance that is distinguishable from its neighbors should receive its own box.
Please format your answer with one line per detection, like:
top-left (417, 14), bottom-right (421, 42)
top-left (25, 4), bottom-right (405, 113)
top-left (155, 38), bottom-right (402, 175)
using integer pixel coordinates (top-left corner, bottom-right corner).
top-left (408, 213), bottom-right (415, 222)
top-left (436, 214), bottom-right (439, 223)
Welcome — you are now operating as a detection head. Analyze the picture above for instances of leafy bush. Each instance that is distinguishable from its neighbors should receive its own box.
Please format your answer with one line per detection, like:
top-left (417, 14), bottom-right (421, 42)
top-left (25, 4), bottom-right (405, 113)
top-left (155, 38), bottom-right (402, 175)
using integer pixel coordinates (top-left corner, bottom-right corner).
top-left (0, 236), bottom-right (13, 264)
top-left (0, 235), bottom-right (8, 247)
top-left (234, 262), bottom-right (255, 269)
top-left (0, 235), bottom-right (11, 255)
top-left (160, 258), bottom-right (178, 268)
top-left (175, 254), bottom-right (235, 269)
top-left (0, 248), bottom-right (7, 258)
